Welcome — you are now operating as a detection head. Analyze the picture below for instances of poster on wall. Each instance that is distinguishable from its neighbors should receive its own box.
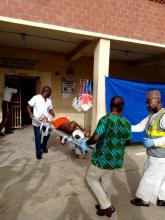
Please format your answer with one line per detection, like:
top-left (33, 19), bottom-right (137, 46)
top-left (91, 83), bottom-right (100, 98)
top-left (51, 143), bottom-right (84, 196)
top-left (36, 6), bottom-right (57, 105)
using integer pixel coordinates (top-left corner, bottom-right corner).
top-left (61, 81), bottom-right (76, 94)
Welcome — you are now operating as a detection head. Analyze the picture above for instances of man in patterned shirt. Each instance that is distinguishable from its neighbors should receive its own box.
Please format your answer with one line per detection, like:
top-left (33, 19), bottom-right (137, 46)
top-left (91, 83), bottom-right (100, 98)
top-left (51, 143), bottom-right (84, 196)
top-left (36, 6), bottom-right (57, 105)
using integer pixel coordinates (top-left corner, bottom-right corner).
top-left (86, 96), bottom-right (131, 217)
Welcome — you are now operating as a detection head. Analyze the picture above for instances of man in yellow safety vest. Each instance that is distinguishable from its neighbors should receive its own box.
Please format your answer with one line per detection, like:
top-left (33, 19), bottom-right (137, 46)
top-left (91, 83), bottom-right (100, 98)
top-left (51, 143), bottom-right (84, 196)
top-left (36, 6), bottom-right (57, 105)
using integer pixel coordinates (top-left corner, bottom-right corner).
top-left (131, 90), bottom-right (165, 207)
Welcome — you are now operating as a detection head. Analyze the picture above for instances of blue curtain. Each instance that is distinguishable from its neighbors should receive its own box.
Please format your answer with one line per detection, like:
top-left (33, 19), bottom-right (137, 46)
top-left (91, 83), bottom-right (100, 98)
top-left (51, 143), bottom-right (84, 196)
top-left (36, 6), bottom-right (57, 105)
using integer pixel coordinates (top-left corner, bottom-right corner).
top-left (105, 77), bottom-right (165, 142)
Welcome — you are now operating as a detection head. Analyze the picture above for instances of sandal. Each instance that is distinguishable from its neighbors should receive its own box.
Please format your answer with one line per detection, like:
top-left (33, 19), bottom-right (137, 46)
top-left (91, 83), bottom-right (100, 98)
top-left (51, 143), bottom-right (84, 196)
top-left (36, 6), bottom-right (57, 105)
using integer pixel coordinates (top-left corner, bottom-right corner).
top-left (157, 199), bottom-right (165, 206)
top-left (130, 198), bottom-right (150, 207)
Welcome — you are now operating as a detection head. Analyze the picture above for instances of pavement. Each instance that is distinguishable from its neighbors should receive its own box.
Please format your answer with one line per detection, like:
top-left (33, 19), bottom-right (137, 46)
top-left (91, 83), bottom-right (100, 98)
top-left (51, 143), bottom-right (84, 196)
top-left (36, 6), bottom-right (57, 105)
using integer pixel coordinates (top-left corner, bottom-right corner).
top-left (0, 126), bottom-right (165, 220)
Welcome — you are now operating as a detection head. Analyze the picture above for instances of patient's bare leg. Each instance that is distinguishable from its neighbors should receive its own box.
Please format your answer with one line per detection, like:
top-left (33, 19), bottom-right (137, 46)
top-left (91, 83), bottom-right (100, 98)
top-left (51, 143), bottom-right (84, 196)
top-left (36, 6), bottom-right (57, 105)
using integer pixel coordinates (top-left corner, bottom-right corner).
top-left (58, 121), bottom-right (80, 134)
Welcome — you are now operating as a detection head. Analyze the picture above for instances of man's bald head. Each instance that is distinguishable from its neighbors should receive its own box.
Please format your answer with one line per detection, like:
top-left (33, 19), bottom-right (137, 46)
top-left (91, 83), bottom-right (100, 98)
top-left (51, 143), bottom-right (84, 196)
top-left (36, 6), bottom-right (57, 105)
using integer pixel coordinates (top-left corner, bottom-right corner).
top-left (146, 90), bottom-right (162, 113)
top-left (147, 90), bottom-right (161, 100)
top-left (110, 96), bottom-right (124, 113)
top-left (42, 86), bottom-right (51, 98)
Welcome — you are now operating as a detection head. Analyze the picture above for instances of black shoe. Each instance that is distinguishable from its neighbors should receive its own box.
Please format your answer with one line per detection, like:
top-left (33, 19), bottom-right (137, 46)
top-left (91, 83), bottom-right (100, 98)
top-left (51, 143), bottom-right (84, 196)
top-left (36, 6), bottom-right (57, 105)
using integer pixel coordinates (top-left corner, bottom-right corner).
top-left (157, 199), bottom-right (165, 206)
top-left (5, 131), bottom-right (14, 134)
top-left (36, 154), bottom-right (42, 160)
top-left (0, 132), bottom-right (5, 136)
top-left (95, 204), bottom-right (101, 211)
top-left (42, 148), bottom-right (48, 153)
top-left (130, 198), bottom-right (150, 207)
top-left (96, 206), bottom-right (115, 217)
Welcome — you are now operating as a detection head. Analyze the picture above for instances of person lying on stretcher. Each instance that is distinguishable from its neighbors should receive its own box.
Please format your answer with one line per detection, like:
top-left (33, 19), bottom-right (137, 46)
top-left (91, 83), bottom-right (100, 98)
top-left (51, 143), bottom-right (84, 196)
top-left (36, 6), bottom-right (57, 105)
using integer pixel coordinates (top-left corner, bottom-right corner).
top-left (51, 117), bottom-right (90, 144)
top-left (52, 117), bottom-right (90, 136)
top-left (37, 116), bottom-right (90, 153)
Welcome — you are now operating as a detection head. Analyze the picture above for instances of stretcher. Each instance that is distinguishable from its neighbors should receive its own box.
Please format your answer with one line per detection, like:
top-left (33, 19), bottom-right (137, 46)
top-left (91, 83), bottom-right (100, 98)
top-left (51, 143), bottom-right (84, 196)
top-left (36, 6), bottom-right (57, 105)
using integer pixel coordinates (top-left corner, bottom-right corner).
top-left (33, 118), bottom-right (89, 156)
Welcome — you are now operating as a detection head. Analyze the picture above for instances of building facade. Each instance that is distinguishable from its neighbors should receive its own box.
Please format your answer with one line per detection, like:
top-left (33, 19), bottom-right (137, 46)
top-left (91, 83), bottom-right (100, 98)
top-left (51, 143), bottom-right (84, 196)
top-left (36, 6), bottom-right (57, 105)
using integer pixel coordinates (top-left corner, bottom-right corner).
top-left (0, 0), bottom-right (165, 130)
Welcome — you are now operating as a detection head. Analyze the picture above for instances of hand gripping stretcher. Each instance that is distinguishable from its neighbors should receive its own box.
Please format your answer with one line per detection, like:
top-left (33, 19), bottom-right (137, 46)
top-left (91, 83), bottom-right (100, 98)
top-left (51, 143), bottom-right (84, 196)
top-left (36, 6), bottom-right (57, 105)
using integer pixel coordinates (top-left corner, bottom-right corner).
top-left (33, 118), bottom-right (89, 157)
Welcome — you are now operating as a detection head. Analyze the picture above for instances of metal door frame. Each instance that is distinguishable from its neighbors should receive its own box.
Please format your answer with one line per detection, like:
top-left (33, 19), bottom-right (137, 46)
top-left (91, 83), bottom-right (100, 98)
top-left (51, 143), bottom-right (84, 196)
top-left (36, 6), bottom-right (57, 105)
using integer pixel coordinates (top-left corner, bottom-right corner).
top-left (5, 75), bottom-right (40, 128)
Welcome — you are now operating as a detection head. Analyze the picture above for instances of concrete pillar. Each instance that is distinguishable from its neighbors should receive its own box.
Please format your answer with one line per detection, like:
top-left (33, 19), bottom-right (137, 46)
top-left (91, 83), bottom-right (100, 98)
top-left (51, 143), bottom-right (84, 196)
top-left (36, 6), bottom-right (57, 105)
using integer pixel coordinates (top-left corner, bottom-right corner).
top-left (91, 39), bottom-right (110, 132)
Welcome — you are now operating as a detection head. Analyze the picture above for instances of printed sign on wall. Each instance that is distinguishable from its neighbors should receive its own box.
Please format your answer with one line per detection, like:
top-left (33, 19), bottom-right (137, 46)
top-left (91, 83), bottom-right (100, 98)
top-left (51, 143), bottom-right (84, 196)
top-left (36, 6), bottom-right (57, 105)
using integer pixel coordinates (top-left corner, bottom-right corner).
top-left (61, 81), bottom-right (76, 94)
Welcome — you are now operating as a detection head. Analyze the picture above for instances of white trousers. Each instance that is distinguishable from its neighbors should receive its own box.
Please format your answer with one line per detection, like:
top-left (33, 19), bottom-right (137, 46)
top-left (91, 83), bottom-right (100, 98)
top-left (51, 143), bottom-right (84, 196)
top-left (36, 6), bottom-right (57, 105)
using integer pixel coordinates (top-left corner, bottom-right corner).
top-left (136, 155), bottom-right (165, 204)
top-left (86, 164), bottom-right (113, 209)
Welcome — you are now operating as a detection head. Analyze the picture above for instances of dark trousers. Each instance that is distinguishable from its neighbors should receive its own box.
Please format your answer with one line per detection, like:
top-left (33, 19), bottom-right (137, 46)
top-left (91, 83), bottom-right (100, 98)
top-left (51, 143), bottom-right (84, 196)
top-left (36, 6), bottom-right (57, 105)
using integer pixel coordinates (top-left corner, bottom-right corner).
top-left (0, 101), bottom-right (11, 133)
top-left (33, 126), bottom-right (50, 156)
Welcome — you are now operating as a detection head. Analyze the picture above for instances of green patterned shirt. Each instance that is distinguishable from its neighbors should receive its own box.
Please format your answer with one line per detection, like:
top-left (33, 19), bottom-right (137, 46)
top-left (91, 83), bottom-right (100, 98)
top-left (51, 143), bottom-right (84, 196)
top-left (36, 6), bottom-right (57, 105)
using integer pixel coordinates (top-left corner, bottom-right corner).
top-left (91, 113), bottom-right (131, 169)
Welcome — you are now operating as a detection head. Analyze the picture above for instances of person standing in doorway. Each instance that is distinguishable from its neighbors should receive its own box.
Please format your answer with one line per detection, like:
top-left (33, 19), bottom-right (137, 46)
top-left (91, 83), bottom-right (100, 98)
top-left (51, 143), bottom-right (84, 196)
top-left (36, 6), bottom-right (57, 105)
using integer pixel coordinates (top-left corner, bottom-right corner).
top-left (27, 86), bottom-right (55, 160)
top-left (86, 96), bottom-right (131, 217)
top-left (131, 90), bottom-right (165, 207)
top-left (0, 83), bottom-right (17, 135)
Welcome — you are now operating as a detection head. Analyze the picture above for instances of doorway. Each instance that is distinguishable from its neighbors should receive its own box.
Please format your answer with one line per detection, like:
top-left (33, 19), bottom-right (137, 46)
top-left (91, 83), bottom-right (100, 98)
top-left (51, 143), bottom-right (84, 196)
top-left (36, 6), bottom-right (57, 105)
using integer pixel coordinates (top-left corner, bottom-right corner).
top-left (5, 75), bottom-right (40, 128)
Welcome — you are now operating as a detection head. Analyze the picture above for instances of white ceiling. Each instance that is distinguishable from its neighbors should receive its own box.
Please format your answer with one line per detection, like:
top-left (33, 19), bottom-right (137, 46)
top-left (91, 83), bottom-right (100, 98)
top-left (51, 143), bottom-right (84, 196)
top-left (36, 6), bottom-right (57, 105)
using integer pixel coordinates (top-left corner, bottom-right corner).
top-left (110, 40), bottom-right (165, 61)
top-left (0, 31), bottom-right (81, 53)
top-left (0, 20), bottom-right (165, 61)
top-left (0, 20), bottom-right (94, 54)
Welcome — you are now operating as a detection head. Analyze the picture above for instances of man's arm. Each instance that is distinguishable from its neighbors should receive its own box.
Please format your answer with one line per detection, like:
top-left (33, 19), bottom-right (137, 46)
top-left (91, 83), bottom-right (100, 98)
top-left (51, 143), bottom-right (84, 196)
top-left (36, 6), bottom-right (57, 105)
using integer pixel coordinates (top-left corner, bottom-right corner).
top-left (124, 120), bottom-right (132, 146)
top-left (27, 104), bottom-right (33, 119)
top-left (49, 109), bottom-right (55, 118)
top-left (10, 88), bottom-right (17, 94)
top-left (27, 96), bottom-right (36, 119)
top-left (86, 134), bottom-right (101, 146)
top-left (48, 99), bottom-right (55, 118)
top-left (131, 117), bottom-right (148, 132)
top-left (86, 117), bottom-right (106, 146)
